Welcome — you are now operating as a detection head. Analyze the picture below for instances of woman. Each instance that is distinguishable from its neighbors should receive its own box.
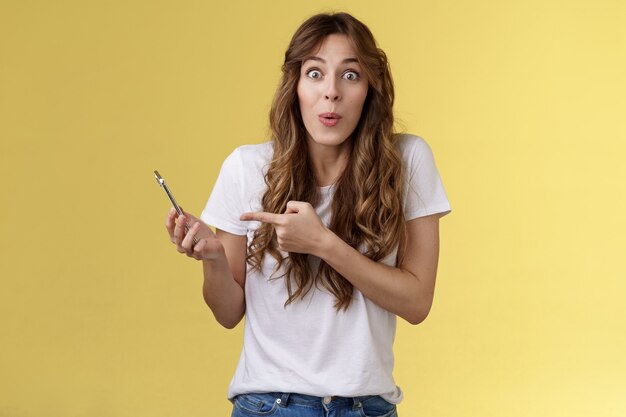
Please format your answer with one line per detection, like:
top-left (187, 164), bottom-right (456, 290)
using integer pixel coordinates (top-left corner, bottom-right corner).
top-left (166, 12), bottom-right (450, 417)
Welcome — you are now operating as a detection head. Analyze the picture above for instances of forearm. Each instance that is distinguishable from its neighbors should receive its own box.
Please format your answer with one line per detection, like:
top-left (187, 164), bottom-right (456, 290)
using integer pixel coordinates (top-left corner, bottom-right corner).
top-left (317, 232), bottom-right (435, 324)
top-left (240, 204), bottom-right (441, 323)
top-left (201, 256), bottom-right (245, 329)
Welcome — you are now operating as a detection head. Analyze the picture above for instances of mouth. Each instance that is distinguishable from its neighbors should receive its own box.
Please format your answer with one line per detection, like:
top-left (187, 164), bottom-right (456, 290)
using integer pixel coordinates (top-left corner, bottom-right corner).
top-left (318, 112), bottom-right (342, 127)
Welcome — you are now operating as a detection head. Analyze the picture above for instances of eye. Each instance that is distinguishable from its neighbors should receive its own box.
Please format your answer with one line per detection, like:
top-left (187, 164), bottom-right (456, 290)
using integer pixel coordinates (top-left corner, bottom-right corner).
top-left (306, 69), bottom-right (322, 79)
top-left (342, 70), bottom-right (360, 81)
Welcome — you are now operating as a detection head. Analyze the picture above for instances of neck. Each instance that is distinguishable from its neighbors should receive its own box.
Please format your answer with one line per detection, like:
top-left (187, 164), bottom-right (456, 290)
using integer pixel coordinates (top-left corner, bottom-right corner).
top-left (306, 138), bottom-right (352, 187)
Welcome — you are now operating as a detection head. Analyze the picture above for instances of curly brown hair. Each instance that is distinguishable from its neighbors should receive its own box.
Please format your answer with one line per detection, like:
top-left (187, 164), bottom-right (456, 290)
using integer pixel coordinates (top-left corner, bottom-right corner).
top-left (247, 12), bottom-right (407, 310)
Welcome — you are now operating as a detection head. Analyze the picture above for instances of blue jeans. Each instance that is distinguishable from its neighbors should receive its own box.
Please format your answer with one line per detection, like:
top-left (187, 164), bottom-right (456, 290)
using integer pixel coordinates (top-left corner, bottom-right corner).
top-left (231, 392), bottom-right (398, 417)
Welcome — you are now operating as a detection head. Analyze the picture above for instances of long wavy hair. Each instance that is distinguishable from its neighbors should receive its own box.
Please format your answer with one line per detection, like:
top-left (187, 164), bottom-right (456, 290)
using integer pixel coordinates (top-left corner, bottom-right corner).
top-left (247, 12), bottom-right (407, 311)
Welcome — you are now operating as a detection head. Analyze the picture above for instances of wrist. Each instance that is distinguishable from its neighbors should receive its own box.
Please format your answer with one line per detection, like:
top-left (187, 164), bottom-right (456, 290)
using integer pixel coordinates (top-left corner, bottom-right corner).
top-left (197, 237), bottom-right (227, 261)
top-left (201, 243), bottom-right (227, 265)
top-left (315, 228), bottom-right (338, 260)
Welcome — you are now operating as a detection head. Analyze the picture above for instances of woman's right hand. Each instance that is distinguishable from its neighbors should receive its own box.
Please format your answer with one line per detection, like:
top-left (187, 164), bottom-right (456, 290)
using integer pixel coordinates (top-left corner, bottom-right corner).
top-left (165, 207), bottom-right (225, 261)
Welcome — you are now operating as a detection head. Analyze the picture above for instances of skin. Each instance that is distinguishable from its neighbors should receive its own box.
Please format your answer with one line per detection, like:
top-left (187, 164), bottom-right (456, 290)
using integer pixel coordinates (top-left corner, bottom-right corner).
top-left (166, 208), bottom-right (246, 329)
top-left (296, 34), bottom-right (369, 185)
top-left (166, 34), bottom-right (442, 327)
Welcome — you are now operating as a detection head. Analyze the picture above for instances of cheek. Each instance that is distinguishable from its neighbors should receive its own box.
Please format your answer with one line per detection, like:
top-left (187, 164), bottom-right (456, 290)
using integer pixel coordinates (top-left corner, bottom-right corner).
top-left (296, 82), bottom-right (315, 115)
top-left (357, 86), bottom-right (369, 107)
top-left (349, 89), bottom-right (369, 119)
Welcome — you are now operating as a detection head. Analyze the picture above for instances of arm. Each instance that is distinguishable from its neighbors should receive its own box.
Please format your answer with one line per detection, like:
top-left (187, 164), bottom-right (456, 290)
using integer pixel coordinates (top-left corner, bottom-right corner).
top-left (318, 214), bottom-right (440, 325)
top-left (167, 208), bottom-right (247, 329)
top-left (200, 230), bottom-right (247, 329)
top-left (240, 202), bottom-right (443, 325)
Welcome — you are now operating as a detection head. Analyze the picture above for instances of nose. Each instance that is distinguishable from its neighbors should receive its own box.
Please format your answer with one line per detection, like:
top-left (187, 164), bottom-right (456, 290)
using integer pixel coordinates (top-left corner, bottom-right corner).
top-left (324, 78), bottom-right (341, 102)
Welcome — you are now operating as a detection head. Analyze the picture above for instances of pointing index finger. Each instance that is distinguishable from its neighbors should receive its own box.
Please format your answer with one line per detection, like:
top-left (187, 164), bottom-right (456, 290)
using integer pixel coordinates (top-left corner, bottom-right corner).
top-left (240, 211), bottom-right (282, 224)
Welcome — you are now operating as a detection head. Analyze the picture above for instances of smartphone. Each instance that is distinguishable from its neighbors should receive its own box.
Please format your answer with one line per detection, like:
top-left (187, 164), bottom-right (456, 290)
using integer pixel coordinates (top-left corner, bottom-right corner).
top-left (154, 170), bottom-right (198, 244)
top-left (154, 170), bottom-right (184, 215)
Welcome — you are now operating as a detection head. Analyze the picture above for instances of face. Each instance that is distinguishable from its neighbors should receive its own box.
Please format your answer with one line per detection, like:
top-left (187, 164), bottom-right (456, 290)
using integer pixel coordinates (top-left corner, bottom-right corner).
top-left (297, 34), bottom-right (369, 151)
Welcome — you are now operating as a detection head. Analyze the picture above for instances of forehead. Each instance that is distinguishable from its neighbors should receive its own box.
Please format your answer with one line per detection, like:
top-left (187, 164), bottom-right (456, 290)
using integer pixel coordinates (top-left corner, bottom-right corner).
top-left (307, 34), bottom-right (358, 62)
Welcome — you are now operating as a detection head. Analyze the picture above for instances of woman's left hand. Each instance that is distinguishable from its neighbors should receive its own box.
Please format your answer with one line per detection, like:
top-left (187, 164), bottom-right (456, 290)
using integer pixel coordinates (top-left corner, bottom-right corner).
top-left (240, 201), bottom-right (331, 256)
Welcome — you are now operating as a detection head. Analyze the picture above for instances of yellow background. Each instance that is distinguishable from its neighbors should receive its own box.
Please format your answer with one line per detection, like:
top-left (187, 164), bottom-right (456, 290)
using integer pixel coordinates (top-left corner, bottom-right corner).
top-left (1, 0), bottom-right (625, 416)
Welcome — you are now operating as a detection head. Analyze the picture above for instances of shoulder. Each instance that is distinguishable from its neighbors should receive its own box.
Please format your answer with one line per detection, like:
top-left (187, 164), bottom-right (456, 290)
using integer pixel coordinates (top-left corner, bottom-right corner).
top-left (228, 141), bottom-right (273, 162)
top-left (394, 133), bottom-right (451, 218)
top-left (222, 141), bottom-right (274, 173)
top-left (393, 133), bottom-right (434, 165)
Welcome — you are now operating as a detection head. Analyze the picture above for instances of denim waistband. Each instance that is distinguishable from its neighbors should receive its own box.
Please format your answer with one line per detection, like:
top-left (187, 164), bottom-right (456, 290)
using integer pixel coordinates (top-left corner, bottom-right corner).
top-left (267, 392), bottom-right (375, 408)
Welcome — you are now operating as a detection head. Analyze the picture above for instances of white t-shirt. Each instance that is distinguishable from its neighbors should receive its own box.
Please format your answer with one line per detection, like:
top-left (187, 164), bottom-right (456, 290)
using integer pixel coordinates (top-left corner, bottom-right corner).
top-left (201, 134), bottom-right (451, 404)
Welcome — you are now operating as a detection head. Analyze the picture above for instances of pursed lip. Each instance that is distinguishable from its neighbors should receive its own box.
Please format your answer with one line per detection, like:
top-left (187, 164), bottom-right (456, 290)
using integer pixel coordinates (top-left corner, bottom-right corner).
top-left (318, 112), bottom-right (342, 119)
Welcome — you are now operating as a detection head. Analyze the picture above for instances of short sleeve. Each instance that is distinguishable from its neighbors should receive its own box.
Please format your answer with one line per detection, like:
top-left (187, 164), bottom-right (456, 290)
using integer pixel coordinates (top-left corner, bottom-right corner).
top-left (401, 135), bottom-right (452, 220)
top-left (200, 149), bottom-right (248, 235)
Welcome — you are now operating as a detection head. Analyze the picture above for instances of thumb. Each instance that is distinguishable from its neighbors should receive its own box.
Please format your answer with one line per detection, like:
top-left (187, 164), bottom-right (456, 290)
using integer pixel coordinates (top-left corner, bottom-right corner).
top-left (181, 207), bottom-right (199, 221)
top-left (285, 200), bottom-right (305, 214)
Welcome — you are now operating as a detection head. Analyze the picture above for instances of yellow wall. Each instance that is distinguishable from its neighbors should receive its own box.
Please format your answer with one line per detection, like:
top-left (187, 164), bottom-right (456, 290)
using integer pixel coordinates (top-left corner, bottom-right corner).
top-left (1, 1), bottom-right (625, 416)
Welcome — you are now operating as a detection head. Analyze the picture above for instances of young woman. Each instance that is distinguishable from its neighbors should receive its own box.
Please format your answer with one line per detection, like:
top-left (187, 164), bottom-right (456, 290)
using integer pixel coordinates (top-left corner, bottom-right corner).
top-left (165, 12), bottom-right (450, 417)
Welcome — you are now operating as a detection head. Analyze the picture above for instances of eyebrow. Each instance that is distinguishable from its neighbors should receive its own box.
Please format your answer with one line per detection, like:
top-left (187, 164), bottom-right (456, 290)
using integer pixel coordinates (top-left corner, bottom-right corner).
top-left (302, 56), bottom-right (360, 65)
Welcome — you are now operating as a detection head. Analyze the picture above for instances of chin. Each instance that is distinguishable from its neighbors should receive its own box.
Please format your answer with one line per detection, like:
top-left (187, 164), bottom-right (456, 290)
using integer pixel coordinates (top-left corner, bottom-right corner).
top-left (308, 132), bottom-right (352, 148)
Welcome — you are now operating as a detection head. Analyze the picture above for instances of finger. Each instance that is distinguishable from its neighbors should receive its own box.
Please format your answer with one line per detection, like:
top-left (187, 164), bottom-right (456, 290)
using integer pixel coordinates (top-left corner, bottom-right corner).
top-left (180, 207), bottom-right (199, 223)
top-left (240, 211), bottom-right (282, 224)
top-left (165, 207), bottom-right (177, 233)
top-left (285, 201), bottom-right (305, 214)
top-left (182, 221), bottom-right (200, 252)
top-left (174, 214), bottom-right (187, 243)
top-left (191, 238), bottom-right (206, 260)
